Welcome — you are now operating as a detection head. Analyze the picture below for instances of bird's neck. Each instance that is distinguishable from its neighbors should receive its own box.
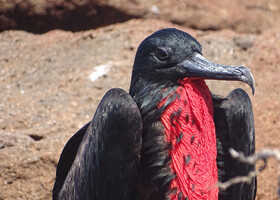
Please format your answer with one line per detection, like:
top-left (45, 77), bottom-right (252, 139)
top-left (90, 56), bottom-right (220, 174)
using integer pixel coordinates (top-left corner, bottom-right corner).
top-left (129, 76), bottom-right (177, 118)
top-left (159, 78), bottom-right (218, 200)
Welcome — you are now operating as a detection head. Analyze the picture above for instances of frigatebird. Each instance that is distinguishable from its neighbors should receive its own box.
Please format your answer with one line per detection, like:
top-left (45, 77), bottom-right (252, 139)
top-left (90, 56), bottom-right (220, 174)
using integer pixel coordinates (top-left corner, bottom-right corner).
top-left (53, 28), bottom-right (256, 200)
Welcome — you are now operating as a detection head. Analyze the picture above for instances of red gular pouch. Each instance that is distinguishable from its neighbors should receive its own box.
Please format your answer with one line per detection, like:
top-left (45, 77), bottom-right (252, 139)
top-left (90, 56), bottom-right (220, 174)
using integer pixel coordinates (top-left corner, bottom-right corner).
top-left (159, 78), bottom-right (218, 200)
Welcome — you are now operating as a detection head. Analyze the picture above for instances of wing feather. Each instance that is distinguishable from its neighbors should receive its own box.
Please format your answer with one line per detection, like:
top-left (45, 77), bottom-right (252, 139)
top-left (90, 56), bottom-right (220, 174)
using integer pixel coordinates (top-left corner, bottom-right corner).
top-left (53, 88), bottom-right (143, 200)
top-left (213, 88), bottom-right (257, 200)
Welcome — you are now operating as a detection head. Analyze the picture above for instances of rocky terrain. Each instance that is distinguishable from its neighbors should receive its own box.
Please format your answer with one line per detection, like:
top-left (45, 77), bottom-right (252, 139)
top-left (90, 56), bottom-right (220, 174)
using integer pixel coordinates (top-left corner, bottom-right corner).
top-left (0, 0), bottom-right (279, 199)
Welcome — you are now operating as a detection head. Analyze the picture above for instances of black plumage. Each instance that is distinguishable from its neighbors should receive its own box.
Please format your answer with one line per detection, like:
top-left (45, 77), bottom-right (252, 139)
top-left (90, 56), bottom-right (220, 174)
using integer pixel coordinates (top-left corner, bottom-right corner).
top-left (54, 89), bottom-right (142, 199)
top-left (214, 90), bottom-right (256, 200)
top-left (53, 28), bottom-right (256, 200)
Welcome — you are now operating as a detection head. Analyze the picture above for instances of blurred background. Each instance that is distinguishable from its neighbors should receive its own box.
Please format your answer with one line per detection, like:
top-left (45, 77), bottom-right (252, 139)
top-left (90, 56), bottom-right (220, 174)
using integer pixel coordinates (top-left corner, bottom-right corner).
top-left (0, 0), bottom-right (279, 199)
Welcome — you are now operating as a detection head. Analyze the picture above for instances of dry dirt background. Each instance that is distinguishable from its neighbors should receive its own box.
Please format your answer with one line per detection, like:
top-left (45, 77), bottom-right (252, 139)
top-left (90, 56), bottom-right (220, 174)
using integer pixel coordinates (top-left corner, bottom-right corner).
top-left (0, 0), bottom-right (280, 199)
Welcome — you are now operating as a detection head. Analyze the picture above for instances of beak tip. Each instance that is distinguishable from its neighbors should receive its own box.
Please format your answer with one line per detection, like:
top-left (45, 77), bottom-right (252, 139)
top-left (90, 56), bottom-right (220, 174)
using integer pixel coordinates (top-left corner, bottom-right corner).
top-left (240, 66), bottom-right (255, 95)
top-left (252, 81), bottom-right (255, 95)
top-left (252, 86), bottom-right (255, 95)
top-left (246, 68), bottom-right (255, 95)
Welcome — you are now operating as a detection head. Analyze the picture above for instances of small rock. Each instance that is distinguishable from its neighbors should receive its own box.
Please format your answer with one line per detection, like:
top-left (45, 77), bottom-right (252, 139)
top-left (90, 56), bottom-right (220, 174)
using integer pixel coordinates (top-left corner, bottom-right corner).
top-left (234, 36), bottom-right (254, 50)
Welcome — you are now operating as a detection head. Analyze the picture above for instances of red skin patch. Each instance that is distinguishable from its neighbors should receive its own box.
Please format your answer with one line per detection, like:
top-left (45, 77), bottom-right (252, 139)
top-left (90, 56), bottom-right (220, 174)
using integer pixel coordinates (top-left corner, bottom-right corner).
top-left (159, 78), bottom-right (218, 200)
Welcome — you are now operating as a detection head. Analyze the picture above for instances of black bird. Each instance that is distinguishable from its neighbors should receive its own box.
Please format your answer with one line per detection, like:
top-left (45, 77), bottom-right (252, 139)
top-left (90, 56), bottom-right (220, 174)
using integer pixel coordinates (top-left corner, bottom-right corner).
top-left (53, 28), bottom-right (256, 200)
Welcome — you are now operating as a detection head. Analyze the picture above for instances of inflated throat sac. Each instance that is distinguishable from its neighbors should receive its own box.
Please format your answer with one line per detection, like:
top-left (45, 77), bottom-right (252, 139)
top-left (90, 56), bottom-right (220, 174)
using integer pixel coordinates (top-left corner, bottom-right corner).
top-left (159, 78), bottom-right (218, 200)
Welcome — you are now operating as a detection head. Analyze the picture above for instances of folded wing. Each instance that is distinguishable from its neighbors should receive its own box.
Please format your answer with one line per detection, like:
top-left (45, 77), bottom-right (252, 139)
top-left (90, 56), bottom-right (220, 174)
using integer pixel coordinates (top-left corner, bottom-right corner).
top-left (213, 88), bottom-right (257, 200)
top-left (53, 88), bottom-right (143, 200)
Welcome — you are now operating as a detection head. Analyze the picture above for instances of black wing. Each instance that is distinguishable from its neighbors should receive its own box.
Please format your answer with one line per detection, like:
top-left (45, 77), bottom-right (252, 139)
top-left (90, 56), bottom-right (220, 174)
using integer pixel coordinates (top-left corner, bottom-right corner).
top-left (53, 122), bottom-right (90, 200)
top-left (213, 88), bottom-right (257, 200)
top-left (53, 88), bottom-right (143, 200)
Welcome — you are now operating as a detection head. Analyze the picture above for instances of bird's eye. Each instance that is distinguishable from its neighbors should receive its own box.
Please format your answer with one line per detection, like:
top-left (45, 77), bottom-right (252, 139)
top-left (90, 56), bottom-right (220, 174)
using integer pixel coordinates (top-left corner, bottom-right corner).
top-left (155, 47), bottom-right (173, 61)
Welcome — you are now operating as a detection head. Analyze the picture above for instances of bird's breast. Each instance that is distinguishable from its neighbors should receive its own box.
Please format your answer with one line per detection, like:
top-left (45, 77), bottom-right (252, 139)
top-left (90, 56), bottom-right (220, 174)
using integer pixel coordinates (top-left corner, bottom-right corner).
top-left (159, 79), bottom-right (218, 200)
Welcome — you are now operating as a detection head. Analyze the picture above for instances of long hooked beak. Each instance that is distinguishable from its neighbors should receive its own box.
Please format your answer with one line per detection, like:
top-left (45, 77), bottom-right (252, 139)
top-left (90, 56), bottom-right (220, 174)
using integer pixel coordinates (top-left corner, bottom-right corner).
top-left (178, 53), bottom-right (255, 94)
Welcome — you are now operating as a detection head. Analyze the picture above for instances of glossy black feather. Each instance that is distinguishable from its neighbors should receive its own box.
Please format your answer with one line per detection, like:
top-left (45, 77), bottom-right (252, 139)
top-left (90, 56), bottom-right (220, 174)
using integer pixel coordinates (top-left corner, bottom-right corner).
top-left (54, 88), bottom-right (142, 200)
top-left (53, 122), bottom-right (89, 200)
top-left (213, 88), bottom-right (257, 200)
top-left (129, 80), bottom-right (178, 200)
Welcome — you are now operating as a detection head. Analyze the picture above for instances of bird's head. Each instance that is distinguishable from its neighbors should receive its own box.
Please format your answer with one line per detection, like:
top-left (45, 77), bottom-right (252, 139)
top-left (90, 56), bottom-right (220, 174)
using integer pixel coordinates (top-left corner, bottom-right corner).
top-left (131, 28), bottom-right (255, 94)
